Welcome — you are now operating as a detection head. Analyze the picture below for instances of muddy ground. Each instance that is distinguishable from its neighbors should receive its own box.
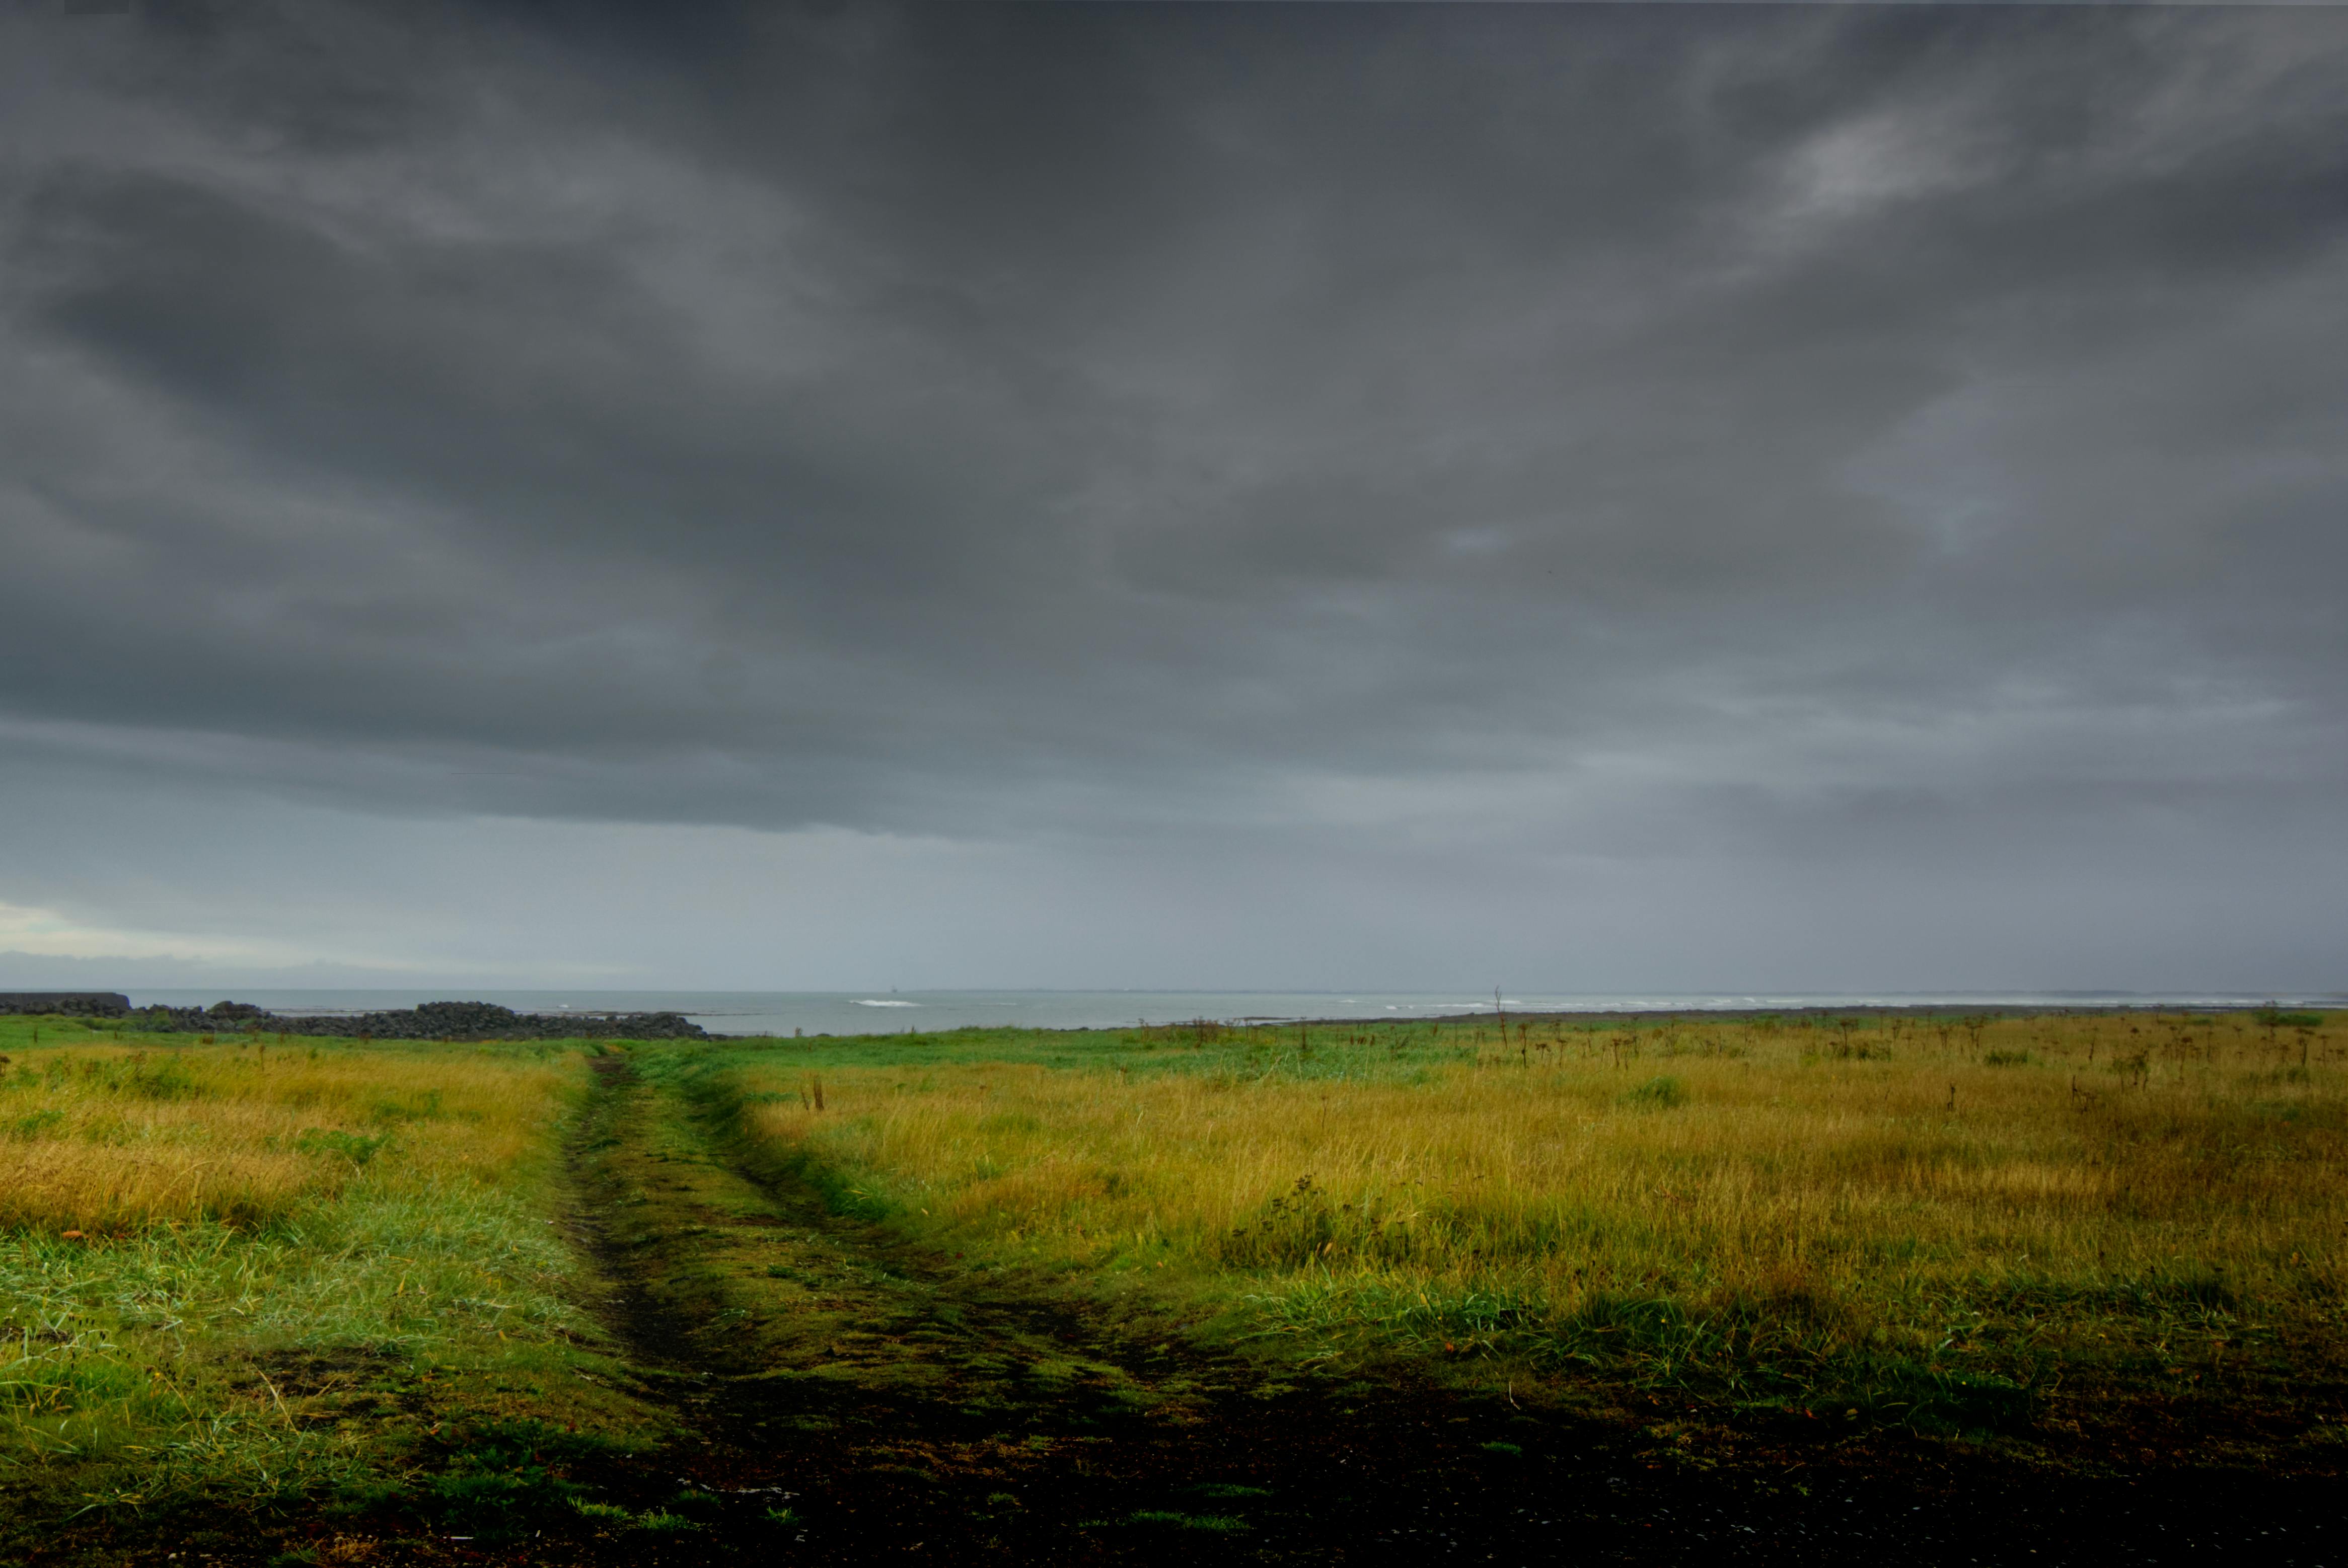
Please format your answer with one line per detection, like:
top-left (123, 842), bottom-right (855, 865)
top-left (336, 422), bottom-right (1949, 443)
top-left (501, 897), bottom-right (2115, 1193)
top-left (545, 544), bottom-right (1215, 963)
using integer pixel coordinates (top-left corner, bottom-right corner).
top-left (56, 1055), bottom-right (2343, 1566)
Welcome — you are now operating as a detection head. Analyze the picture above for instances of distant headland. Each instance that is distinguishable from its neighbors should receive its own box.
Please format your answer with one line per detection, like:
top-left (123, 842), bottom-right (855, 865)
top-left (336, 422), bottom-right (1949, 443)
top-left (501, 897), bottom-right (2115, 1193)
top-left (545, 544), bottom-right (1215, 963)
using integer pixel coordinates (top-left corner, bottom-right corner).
top-left (0, 993), bottom-right (703, 1041)
top-left (0, 992), bottom-right (131, 1015)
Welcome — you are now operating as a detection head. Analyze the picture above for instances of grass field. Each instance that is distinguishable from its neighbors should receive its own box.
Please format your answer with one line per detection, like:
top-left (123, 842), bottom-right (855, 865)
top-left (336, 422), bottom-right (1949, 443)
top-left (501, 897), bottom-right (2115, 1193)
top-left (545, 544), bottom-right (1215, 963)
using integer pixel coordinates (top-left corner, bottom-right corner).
top-left (689, 1008), bottom-right (2347, 1443)
top-left (0, 1018), bottom-right (660, 1561)
top-left (2, 1006), bottom-right (2341, 1561)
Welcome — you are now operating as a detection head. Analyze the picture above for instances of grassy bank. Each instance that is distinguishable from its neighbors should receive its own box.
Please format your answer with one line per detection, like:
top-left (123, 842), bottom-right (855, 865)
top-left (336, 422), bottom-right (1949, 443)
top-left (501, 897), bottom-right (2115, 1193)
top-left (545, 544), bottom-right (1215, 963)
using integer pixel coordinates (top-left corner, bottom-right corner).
top-left (0, 1018), bottom-right (661, 1560)
top-left (677, 1009), bottom-right (2346, 1448)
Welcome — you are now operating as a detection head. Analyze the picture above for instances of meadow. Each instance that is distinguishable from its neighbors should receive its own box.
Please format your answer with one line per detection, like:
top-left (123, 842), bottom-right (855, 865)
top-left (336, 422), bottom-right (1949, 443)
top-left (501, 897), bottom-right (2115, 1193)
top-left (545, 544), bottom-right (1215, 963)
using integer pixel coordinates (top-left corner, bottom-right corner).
top-left (2, 1005), bottom-right (2341, 1561)
top-left (693, 1008), bottom-right (2347, 1444)
top-left (0, 1017), bottom-right (658, 1560)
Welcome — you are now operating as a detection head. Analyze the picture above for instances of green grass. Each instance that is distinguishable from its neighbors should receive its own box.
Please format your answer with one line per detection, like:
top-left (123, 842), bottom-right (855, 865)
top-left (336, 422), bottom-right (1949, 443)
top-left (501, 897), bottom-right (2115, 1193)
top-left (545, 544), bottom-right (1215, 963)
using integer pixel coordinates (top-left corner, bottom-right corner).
top-left (0, 1019), bottom-right (667, 1558)
top-left (656, 1008), bottom-right (2348, 1451)
top-left (1127, 1509), bottom-right (1251, 1532)
top-left (1621, 1073), bottom-right (1687, 1107)
top-left (5, 1003), bottom-right (2344, 1556)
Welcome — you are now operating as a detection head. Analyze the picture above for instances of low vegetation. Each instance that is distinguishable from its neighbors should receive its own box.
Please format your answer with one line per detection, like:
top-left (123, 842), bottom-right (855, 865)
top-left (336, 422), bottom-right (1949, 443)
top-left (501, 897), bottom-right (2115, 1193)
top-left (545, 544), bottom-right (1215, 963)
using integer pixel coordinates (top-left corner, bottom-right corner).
top-left (695, 1009), bottom-right (2346, 1444)
top-left (0, 1018), bottom-right (659, 1560)
top-left (2, 1005), bottom-right (2340, 1560)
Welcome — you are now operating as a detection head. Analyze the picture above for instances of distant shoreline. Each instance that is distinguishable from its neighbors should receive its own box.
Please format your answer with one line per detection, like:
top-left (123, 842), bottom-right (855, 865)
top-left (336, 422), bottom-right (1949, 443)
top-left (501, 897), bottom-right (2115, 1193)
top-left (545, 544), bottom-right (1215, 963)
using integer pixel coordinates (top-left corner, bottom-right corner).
top-left (1292, 1000), bottom-right (2338, 1025)
top-left (6, 992), bottom-right (2333, 1041)
top-left (708, 998), bottom-right (2340, 1037)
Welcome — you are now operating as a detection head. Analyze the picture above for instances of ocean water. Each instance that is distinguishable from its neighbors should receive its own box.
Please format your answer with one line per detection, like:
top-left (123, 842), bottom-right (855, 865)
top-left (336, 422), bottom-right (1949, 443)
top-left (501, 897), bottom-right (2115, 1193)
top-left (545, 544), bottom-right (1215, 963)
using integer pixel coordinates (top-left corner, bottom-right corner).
top-left (118, 988), bottom-right (2345, 1038)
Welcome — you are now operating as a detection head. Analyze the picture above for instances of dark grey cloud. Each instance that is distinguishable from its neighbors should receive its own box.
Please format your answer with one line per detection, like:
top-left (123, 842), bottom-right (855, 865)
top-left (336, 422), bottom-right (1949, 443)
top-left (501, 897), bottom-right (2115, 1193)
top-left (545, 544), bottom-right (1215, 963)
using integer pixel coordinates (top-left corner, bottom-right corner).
top-left (1, 2), bottom-right (2343, 987)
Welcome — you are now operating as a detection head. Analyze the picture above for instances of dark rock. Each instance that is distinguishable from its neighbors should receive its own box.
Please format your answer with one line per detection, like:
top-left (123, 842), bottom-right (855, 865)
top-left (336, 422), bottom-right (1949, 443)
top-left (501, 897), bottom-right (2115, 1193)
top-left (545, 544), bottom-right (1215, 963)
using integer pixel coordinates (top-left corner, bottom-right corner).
top-left (0, 992), bottom-right (131, 1017)
top-left (125, 999), bottom-right (706, 1042)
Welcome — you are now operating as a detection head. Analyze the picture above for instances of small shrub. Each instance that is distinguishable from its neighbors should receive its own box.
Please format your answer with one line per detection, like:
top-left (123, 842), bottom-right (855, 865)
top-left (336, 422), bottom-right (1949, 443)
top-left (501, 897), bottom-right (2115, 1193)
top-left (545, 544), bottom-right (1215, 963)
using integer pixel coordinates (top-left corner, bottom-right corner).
top-left (7, 1109), bottom-right (64, 1140)
top-left (125, 1057), bottom-right (202, 1100)
top-left (1983, 1050), bottom-right (2031, 1068)
top-left (368, 1089), bottom-right (444, 1125)
top-left (296, 1128), bottom-right (392, 1166)
top-left (1622, 1076), bottom-right (1687, 1109)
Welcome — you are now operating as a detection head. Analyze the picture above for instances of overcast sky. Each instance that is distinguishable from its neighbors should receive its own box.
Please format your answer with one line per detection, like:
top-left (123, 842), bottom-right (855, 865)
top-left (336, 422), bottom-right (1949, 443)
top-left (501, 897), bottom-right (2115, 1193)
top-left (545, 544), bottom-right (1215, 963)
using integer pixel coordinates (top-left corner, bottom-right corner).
top-left (2, 1), bottom-right (2343, 994)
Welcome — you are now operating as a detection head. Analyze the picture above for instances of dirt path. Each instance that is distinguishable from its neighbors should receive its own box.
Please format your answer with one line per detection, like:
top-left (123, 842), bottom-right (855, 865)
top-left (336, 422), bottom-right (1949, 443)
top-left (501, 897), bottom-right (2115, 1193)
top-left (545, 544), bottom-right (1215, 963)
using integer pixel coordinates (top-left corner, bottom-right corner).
top-left (552, 1054), bottom-right (2334, 1565)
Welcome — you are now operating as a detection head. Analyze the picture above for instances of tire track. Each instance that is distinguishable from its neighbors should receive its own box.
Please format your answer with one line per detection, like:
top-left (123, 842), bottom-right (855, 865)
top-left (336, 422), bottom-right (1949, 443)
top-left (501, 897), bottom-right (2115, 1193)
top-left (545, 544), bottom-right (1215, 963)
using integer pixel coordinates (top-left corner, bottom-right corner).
top-left (557, 1050), bottom-right (2342, 1565)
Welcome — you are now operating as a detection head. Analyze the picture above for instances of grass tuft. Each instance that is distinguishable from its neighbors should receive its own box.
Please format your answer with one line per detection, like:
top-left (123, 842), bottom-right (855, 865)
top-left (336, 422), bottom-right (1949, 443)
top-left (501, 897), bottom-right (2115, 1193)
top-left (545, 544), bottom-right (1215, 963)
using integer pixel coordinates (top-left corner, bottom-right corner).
top-left (1129, 1509), bottom-right (1251, 1531)
top-left (1622, 1074), bottom-right (1688, 1108)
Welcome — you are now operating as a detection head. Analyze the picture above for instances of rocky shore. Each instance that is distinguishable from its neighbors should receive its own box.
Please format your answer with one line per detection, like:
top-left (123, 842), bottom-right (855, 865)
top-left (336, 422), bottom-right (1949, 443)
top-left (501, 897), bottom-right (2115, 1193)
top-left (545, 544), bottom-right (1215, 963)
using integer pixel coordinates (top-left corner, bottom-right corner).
top-left (123, 999), bottom-right (707, 1041)
top-left (0, 992), bottom-right (131, 1016)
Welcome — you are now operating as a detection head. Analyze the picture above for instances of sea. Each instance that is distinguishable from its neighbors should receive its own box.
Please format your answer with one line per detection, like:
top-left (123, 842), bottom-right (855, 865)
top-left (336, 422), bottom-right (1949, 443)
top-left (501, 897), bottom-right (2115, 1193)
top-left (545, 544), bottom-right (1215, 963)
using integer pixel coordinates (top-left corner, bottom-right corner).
top-left (116, 989), bottom-right (2347, 1038)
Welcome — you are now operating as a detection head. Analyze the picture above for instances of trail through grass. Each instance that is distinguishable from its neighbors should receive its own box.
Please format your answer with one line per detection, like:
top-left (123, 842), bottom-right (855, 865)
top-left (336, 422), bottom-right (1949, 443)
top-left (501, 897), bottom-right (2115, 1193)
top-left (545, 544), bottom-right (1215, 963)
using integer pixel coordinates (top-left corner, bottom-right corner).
top-left (3, 1006), bottom-right (2342, 1563)
top-left (684, 1009), bottom-right (2348, 1444)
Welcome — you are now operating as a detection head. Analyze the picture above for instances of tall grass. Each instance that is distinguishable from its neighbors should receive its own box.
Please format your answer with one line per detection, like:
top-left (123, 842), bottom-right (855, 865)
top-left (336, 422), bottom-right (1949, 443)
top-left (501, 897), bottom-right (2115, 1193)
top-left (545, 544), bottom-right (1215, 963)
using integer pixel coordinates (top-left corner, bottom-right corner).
top-left (717, 1012), bottom-right (2346, 1423)
top-left (0, 1185), bottom-right (591, 1502)
top-left (0, 1029), bottom-right (644, 1535)
top-left (0, 1040), bottom-right (568, 1232)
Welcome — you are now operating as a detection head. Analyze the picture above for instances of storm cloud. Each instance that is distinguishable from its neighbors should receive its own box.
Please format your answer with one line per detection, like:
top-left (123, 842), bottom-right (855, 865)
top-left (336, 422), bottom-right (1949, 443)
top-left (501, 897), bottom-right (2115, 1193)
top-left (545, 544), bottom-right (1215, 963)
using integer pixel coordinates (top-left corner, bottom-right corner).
top-left (2, 2), bottom-right (2343, 990)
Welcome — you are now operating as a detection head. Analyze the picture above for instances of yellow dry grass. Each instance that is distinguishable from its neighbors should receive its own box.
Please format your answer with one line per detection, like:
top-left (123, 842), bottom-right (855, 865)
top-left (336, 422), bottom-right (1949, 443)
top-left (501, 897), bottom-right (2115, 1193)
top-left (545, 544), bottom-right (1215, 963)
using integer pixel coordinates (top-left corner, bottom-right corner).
top-left (730, 1012), bottom-right (2346, 1386)
top-left (0, 1040), bottom-right (573, 1232)
top-left (0, 1032), bottom-right (643, 1539)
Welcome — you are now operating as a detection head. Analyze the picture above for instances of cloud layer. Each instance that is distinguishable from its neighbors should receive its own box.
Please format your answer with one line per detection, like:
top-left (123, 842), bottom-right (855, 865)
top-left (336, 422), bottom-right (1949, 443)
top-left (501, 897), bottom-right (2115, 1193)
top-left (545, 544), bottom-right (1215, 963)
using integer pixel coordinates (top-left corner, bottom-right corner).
top-left (3, 3), bottom-right (2343, 989)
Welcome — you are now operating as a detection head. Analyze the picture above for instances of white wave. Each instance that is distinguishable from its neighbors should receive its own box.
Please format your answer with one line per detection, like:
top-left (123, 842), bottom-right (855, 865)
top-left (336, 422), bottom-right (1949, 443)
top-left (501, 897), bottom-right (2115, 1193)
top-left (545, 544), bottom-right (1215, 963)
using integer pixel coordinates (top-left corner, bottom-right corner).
top-left (851, 998), bottom-right (920, 1008)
